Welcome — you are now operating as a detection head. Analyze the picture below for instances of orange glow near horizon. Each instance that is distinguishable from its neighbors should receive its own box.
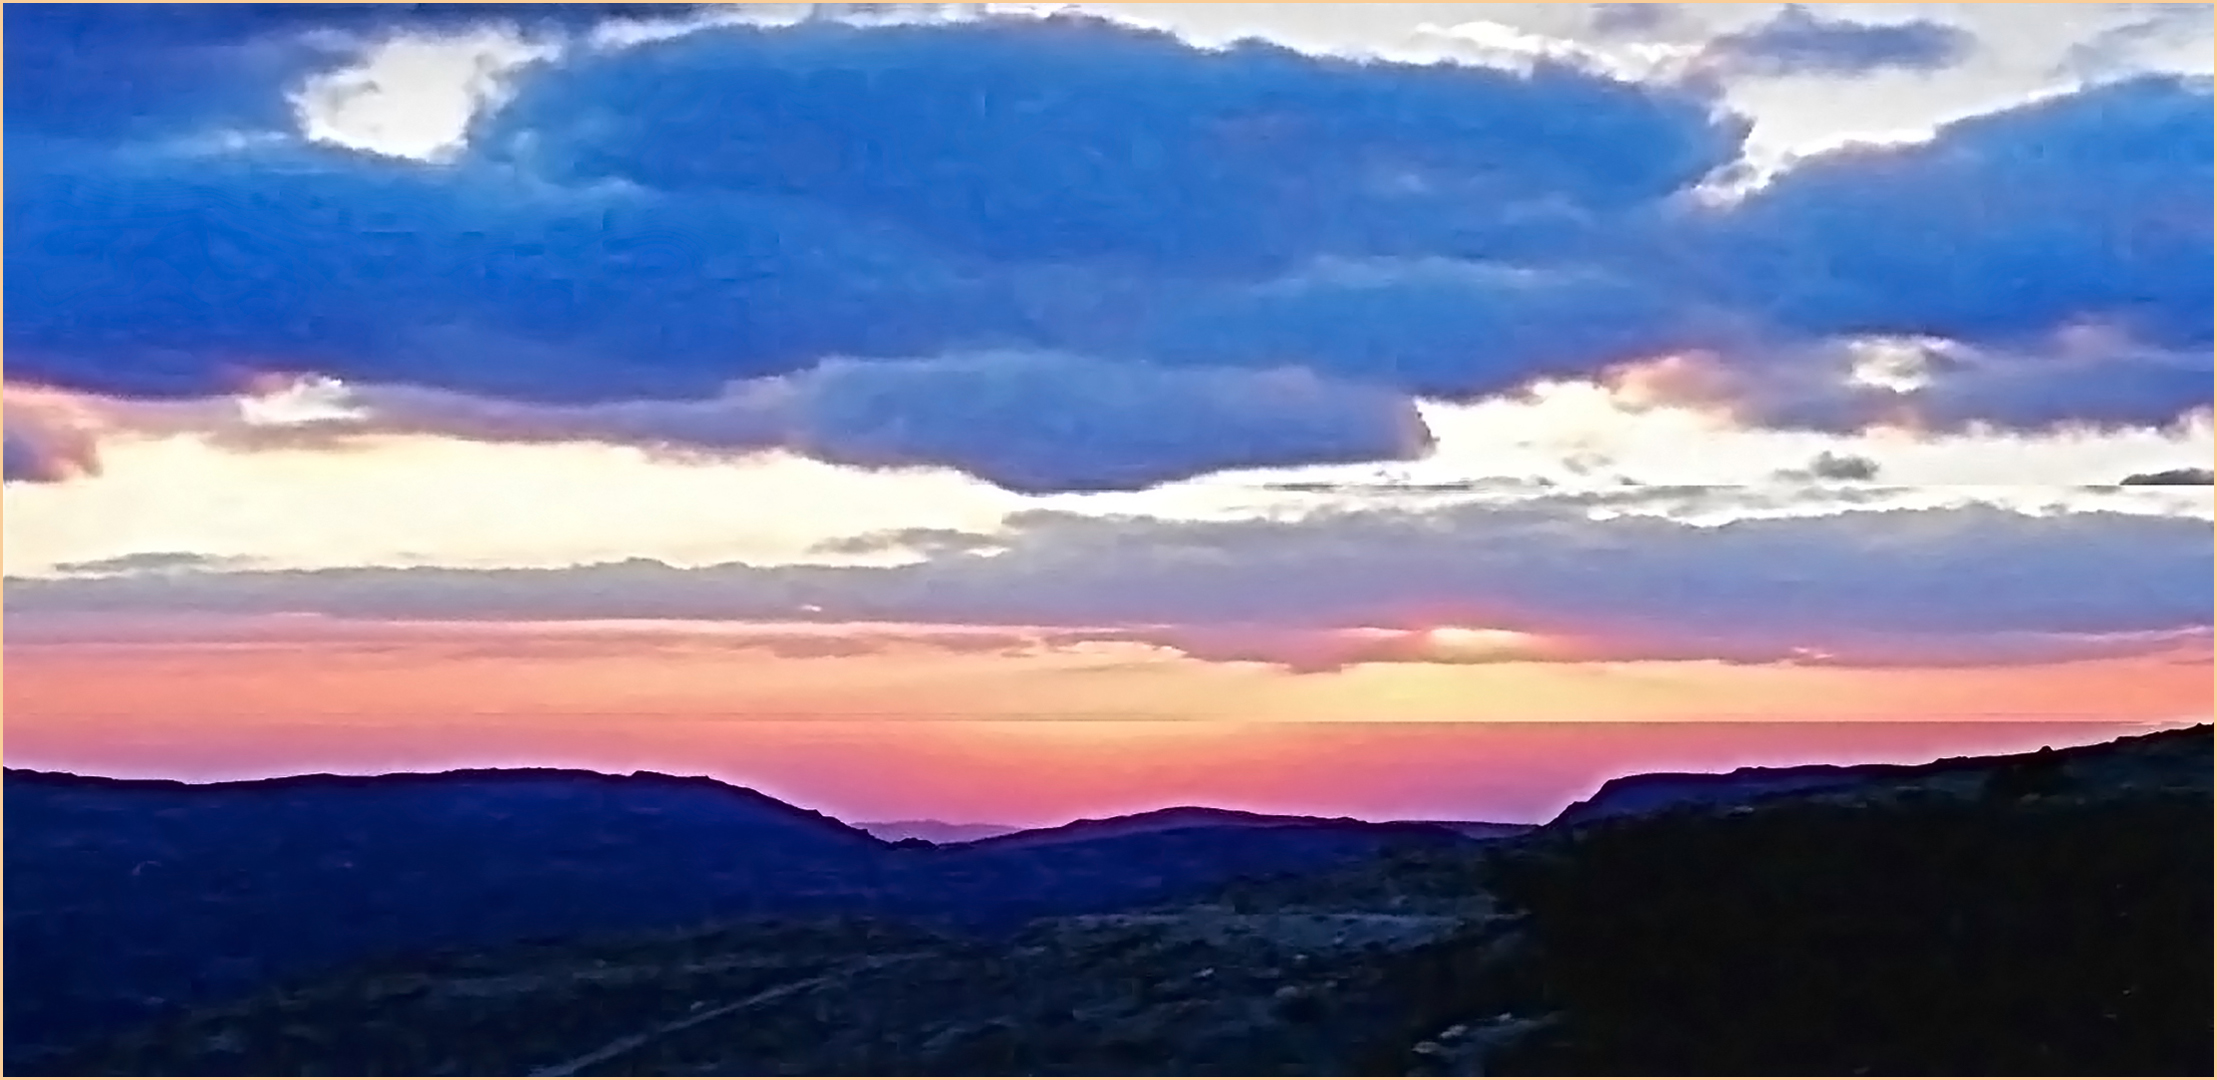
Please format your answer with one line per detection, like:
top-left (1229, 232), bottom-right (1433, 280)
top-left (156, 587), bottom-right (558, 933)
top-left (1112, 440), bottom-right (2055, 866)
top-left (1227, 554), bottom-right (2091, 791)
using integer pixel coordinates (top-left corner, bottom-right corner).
top-left (5, 619), bottom-right (2206, 824)
top-left (1418, 625), bottom-right (1535, 657)
top-left (8, 624), bottom-right (2207, 724)
top-left (3, 706), bottom-right (2186, 828)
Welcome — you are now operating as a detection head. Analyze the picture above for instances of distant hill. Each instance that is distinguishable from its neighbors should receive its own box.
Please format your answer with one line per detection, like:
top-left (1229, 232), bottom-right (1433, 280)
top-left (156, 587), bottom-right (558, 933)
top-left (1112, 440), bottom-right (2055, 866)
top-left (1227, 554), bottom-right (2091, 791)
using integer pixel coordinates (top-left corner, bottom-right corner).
top-left (955, 806), bottom-right (1529, 852)
top-left (3, 768), bottom-right (891, 1062)
top-left (3, 769), bottom-right (1481, 1063)
top-left (1547, 723), bottom-right (2216, 827)
top-left (1550, 764), bottom-right (1873, 825)
top-left (856, 819), bottom-right (1019, 844)
top-left (865, 810), bottom-right (1531, 849)
top-left (24, 723), bottom-right (2209, 1077)
top-left (1402, 819), bottom-right (1535, 841)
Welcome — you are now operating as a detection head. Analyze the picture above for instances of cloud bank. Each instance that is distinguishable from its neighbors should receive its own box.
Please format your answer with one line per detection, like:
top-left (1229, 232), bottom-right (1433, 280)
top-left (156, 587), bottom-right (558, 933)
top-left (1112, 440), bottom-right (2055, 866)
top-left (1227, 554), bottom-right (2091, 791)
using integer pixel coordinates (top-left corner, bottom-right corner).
top-left (6, 6), bottom-right (2210, 492)
top-left (11, 499), bottom-right (2209, 671)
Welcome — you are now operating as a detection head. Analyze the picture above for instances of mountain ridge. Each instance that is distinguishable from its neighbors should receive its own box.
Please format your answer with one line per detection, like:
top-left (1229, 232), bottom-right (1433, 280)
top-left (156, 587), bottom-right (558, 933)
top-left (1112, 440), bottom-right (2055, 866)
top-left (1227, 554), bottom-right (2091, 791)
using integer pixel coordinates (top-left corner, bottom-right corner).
top-left (10, 722), bottom-right (2207, 1071)
top-left (20, 721), bottom-right (2208, 1077)
top-left (1548, 722), bottom-right (2212, 825)
top-left (4, 765), bottom-right (1493, 1063)
top-left (4, 765), bottom-right (896, 847)
top-left (857, 819), bottom-right (1020, 844)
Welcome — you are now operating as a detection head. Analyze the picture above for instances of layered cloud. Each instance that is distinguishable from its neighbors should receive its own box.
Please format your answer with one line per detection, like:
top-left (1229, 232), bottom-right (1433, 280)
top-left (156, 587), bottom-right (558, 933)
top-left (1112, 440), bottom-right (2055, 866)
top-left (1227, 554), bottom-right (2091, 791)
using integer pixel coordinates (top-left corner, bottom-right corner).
top-left (204, 357), bottom-right (1432, 495)
top-left (6, 6), bottom-right (2210, 493)
top-left (2121, 467), bottom-right (2215, 486)
top-left (1694, 5), bottom-right (1976, 79)
top-left (12, 498), bottom-right (2210, 672)
top-left (2059, 3), bottom-right (2217, 81)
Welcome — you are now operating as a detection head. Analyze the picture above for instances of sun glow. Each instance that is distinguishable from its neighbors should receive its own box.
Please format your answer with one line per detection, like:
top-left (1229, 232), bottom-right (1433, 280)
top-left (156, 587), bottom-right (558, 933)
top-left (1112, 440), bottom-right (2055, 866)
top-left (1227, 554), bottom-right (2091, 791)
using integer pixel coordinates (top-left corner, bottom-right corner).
top-left (1422, 625), bottom-right (1533, 655)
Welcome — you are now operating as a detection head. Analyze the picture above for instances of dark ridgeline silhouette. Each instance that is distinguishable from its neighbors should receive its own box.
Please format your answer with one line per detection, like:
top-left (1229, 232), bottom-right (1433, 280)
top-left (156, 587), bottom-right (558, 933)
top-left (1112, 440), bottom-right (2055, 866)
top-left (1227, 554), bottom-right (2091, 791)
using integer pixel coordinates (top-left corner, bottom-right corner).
top-left (943, 807), bottom-right (1534, 853)
top-left (8, 724), bottom-right (2210, 1076)
top-left (1470, 787), bottom-right (2210, 1075)
top-left (856, 819), bottom-right (1021, 844)
top-left (3, 767), bottom-right (1475, 1065)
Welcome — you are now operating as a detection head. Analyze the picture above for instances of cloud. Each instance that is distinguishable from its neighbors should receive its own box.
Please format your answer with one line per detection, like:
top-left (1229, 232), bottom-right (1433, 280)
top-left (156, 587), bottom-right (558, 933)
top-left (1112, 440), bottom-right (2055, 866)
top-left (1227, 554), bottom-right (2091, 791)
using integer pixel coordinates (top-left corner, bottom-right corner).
top-left (1259, 477), bottom-right (1556, 499)
top-left (2120, 467), bottom-right (2215, 486)
top-left (1, 3), bottom-right (711, 143)
top-left (1774, 450), bottom-right (1879, 483)
top-left (1694, 5), bottom-right (1977, 79)
top-left (1719, 76), bottom-right (2213, 354)
top-left (47, 552), bottom-right (263, 576)
top-left (1, 433), bottom-right (65, 484)
top-left (808, 527), bottom-right (1010, 559)
top-left (200, 355), bottom-right (1432, 494)
top-left (1692, 76), bottom-right (2214, 433)
top-left (1586, 4), bottom-right (1686, 40)
top-left (11, 499), bottom-right (2208, 668)
top-left (3, 9), bottom-right (2210, 491)
top-left (476, 17), bottom-right (1744, 268)
top-left (2057, 4), bottom-right (2214, 81)
top-left (1, 395), bottom-right (106, 484)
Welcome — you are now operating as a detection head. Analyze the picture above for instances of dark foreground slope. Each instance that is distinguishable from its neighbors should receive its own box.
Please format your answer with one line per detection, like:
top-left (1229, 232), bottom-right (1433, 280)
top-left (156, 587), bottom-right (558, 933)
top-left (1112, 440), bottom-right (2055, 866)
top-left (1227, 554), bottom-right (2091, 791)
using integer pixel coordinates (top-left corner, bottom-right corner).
top-left (3, 768), bottom-right (1470, 1065)
top-left (27, 724), bottom-right (2211, 1077)
top-left (1484, 788), bottom-right (2212, 1076)
top-left (1473, 723), bottom-right (2216, 1076)
top-left (1549, 718), bottom-right (2214, 825)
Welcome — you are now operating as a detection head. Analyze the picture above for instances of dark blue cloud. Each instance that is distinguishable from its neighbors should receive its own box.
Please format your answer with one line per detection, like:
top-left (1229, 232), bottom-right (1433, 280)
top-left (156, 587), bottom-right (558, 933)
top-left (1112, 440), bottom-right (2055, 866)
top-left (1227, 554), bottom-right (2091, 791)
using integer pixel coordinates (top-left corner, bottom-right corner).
top-left (5, 11), bottom-right (1749, 410)
top-left (1714, 75), bottom-right (2214, 361)
top-left (3, 8), bottom-right (2211, 491)
top-left (3, 3), bottom-right (707, 143)
top-left (5, 138), bottom-right (1034, 404)
top-left (473, 17), bottom-right (1741, 272)
top-left (1133, 256), bottom-right (1730, 398)
top-left (229, 352), bottom-right (1432, 495)
top-left (1696, 5), bottom-right (1976, 78)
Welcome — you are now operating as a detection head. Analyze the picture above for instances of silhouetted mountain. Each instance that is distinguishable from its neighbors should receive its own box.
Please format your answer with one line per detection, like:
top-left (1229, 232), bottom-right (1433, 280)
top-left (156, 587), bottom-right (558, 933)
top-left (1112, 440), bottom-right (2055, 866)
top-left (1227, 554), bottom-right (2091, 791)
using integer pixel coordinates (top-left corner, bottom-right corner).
top-left (1478, 725), bottom-right (2215, 1077)
top-left (3, 769), bottom-right (1481, 1065)
top-left (955, 807), bottom-right (1426, 850)
top-left (1550, 763), bottom-right (1873, 825)
top-left (955, 807), bottom-right (1531, 852)
top-left (1547, 725), bottom-right (2214, 826)
top-left (26, 725), bottom-right (2209, 1077)
top-left (856, 819), bottom-right (1019, 844)
top-left (3, 768), bottom-right (890, 1062)
top-left (1404, 820), bottom-right (1535, 841)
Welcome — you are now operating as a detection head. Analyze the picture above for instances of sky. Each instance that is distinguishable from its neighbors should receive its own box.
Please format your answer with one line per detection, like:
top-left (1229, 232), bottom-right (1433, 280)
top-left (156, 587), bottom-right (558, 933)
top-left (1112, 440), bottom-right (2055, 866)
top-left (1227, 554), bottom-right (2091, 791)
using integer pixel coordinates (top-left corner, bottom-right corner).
top-left (4, 2), bottom-right (2212, 826)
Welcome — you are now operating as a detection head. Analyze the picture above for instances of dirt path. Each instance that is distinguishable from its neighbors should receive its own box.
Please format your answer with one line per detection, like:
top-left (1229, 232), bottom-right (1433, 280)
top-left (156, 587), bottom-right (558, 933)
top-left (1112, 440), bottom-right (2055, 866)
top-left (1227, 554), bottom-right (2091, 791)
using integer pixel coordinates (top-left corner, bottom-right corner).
top-left (1055, 910), bottom-right (1468, 951)
top-left (526, 952), bottom-right (934, 1077)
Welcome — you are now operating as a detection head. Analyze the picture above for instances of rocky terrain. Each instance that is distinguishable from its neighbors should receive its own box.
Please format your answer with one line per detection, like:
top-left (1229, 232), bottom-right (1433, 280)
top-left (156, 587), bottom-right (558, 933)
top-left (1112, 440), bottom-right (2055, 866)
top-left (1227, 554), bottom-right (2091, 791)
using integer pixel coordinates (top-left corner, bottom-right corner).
top-left (14, 724), bottom-right (2213, 1076)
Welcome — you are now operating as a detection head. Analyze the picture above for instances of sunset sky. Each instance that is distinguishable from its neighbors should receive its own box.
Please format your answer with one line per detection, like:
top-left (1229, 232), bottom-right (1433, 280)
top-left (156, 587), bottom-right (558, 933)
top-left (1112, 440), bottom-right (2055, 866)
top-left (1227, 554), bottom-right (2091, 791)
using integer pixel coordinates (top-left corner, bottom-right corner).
top-left (5, 2), bottom-right (2212, 826)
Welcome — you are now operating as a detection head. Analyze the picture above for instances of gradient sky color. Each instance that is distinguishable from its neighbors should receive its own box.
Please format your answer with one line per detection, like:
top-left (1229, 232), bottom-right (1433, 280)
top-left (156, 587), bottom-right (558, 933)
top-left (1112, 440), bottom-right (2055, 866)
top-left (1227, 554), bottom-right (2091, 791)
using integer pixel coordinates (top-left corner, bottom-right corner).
top-left (5, 2), bottom-right (2212, 825)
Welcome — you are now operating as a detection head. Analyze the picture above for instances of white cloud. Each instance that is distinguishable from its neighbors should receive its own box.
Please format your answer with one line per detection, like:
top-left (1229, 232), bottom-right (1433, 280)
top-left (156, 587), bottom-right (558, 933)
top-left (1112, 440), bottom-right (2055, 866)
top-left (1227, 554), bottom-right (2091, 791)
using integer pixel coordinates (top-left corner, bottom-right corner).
top-left (4, 376), bottom-right (2210, 578)
top-left (289, 28), bottom-right (556, 161)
